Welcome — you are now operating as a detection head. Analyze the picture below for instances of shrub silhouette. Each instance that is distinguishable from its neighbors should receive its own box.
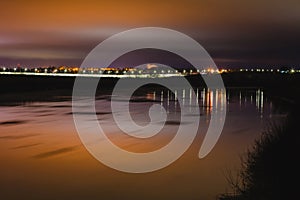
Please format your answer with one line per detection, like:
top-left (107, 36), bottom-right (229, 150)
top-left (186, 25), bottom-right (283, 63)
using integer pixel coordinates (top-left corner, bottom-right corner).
top-left (219, 103), bottom-right (300, 200)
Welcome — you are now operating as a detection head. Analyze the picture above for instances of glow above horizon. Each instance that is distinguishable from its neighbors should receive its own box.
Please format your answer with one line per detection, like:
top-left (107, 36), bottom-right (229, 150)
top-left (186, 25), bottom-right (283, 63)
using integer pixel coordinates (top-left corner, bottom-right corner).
top-left (0, 0), bottom-right (299, 67)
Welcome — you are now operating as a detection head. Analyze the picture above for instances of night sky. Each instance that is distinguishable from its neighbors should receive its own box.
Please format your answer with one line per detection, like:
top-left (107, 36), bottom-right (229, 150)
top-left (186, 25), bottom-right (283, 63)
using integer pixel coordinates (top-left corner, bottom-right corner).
top-left (0, 0), bottom-right (299, 68)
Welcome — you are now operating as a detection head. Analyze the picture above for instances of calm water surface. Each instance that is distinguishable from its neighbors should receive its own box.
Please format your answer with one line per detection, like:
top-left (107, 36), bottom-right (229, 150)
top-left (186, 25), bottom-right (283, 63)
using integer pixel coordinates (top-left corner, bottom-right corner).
top-left (0, 87), bottom-right (284, 200)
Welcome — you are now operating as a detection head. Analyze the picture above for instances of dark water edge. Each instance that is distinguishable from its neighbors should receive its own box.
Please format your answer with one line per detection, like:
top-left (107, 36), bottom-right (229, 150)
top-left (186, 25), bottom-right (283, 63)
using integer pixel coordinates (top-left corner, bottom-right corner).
top-left (1, 72), bottom-right (299, 105)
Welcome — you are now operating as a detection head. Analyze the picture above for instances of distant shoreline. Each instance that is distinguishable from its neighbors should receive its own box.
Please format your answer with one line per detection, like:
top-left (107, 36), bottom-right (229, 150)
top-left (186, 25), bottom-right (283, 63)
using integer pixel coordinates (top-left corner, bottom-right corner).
top-left (1, 72), bottom-right (299, 105)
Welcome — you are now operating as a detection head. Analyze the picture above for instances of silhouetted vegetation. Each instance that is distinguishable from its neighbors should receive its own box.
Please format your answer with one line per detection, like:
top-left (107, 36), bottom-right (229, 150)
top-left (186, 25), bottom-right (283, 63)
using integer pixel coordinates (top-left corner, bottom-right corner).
top-left (219, 92), bottom-right (300, 200)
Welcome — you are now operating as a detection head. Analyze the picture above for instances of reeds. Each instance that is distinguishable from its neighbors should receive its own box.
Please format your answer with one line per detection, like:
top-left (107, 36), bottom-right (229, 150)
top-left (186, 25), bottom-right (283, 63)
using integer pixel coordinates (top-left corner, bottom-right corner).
top-left (219, 108), bottom-right (299, 199)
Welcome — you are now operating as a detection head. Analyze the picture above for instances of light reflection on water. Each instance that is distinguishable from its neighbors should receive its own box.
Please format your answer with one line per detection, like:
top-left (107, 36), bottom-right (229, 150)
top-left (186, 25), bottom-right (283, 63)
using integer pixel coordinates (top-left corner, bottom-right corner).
top-left (0, 87), bottom-right (282, 200)
top-left (143, 87), bottom-right (266, 117)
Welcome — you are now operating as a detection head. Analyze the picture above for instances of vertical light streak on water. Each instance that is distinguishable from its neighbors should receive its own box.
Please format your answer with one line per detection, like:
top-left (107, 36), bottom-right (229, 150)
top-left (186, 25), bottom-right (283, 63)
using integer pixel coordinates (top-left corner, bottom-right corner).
top-left (161, 90), bottom-right (164, 113)
top-left (202, 88), bottom-right (205, 108)
top-left (215, 89), bottom-right (219, 111)
top-left (239, 91), bottom-right (242, 108)
top-left (196, 88), bottom-right (199, 104)
top-left (256, 89), bottom-right (260, 110)
top-left (260, 90), bottom-right (264, 118)
top-left (189, 88), bottom-right (192, 112)
top-left (182, 89), bottom-right (185, 106)
top-left (167, 90), bottom-right (170, 113)
top-left (174, 90), bottom-right (177, 112)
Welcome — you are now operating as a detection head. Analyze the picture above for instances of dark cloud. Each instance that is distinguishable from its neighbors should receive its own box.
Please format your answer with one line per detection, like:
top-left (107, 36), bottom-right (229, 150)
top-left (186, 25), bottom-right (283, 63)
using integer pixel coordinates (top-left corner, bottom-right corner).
top-left (0, 0), bottom-right (299, 67)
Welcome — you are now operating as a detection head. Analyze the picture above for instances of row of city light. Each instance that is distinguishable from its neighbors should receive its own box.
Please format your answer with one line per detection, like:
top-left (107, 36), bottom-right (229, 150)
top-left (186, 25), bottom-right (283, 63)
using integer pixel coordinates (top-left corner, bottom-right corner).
top-left (1, 66), bottom-right (299, 75)
top-left (238, 68), bottom-right (299, 73)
